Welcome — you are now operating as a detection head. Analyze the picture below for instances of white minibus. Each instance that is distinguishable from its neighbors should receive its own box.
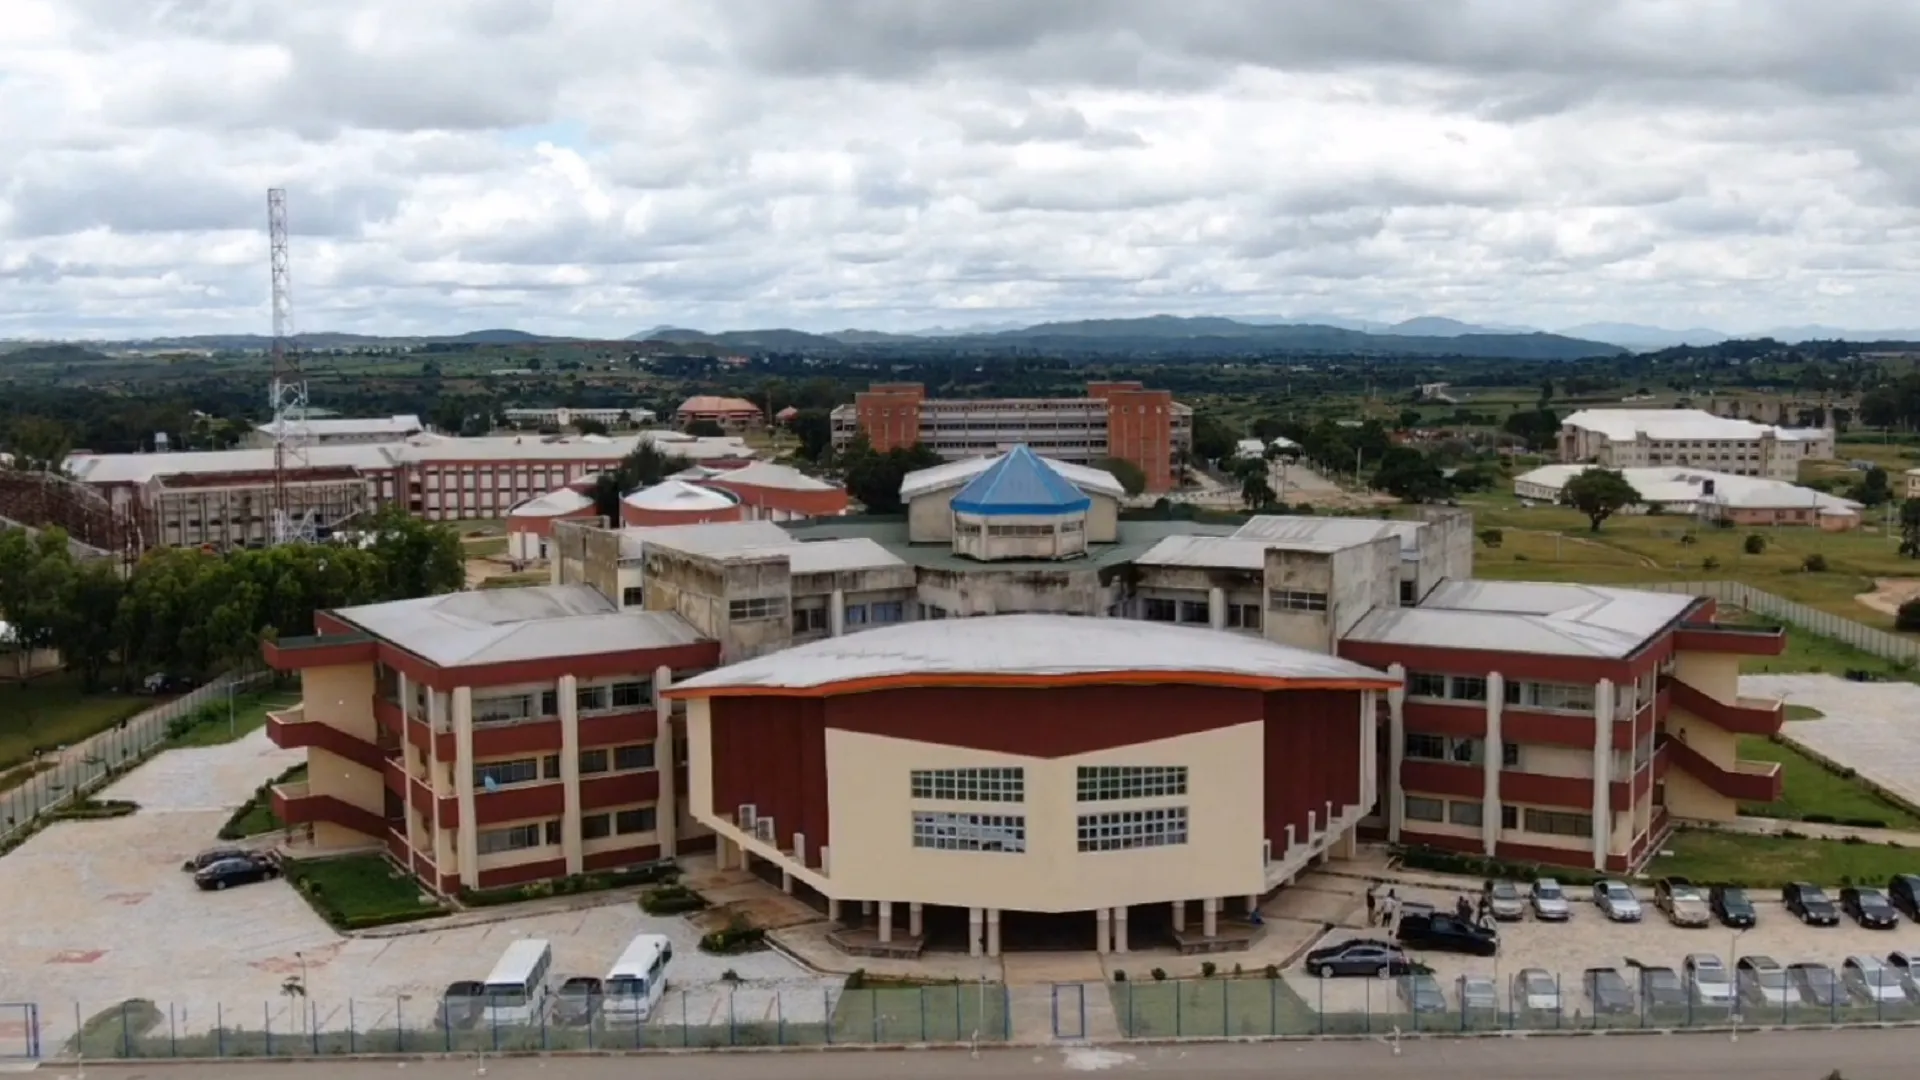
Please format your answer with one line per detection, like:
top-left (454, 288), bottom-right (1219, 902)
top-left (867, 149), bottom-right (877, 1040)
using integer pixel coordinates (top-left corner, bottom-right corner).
top-left (481, 938), bottom-right (555, 1025)
top-left (602, 933), bottom-right (673, 1021)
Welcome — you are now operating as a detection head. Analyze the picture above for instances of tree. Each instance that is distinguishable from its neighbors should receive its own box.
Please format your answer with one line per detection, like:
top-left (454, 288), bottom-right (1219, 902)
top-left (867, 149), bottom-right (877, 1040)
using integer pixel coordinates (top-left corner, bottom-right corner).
top-left (837, 433), bottom-right (941, 514)
top-left (1900, 499), bottom-right (1920, 558)
top-left (1096, 457), bottom-right (1147, 497)
top-left (1239, 470), bottom-right (1275, 511)
top-left (1370, 447), bottom-right (1450, 503)
top-left (573, 417), bottom-right (609, 436)
top-left (55, 559), bottom-right (127, 691)
top-left (1189, 412), bottom-right (1236, 464)
top-left (1561, 469), bottom-right (1640, 532)
top-left (1502, 408), bottom-right (1560, 452)
top-left (360, 505), bottom-right (464, 601)
top-left (1396, 409), bottom-right (1422, 431)
top-left (791, 408), bottom-right (833, 461)
top-left (1743, 534), bottom-right (1766, 555)
top-left (3, 416), bottom-right (72, 472)
top-left (0, 527), bottom-right (75, 681)
top-left (1852, 466), bottom-right (1891, 508)
top-left (1897, 598), bottom-right (1920, 633)
top-left (589, 441), bottom-right (694, 522)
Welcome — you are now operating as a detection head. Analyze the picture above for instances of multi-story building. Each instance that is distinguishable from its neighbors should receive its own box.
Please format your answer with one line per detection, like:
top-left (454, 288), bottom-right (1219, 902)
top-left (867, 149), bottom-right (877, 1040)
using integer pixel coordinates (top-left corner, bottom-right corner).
top-left (503, 406), bottom-right (657, 429)
top-left (1558, 409), bottom-right (1835, 481)
top-left (1515, 465), bottom-right (1862, 530)
top-left (675, 396), bottom-right (763, 431)
top-left (829, 382), bottom-right (1193, 494)
top-left (249, 415), bottom-right (426, 448)
top-left (267, 445), bottom-right (1787, 946)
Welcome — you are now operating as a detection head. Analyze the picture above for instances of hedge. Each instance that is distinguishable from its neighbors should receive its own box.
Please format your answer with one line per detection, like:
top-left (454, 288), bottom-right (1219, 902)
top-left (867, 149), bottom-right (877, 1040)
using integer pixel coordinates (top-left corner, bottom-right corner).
top-left (460, 861), bottom-right (679, 908)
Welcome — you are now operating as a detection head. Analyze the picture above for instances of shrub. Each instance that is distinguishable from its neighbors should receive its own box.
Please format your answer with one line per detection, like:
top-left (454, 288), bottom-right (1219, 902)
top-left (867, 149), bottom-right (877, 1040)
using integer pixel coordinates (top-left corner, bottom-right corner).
top-left (1477, 528), bottom-right (1504, 549)
top-left (46, 798), bottom-right (139, 822)
top-left (1112, 970), bottom-right (1127, 982)
top-left (639, 883), bottom-right (708, 915)
top-left (1200, 961), bottom-right (1217, 978)
top-left (1898, 598), bottom-right (1920, 633)
top-left (1702, 556), bottom-right (1721, 571)
top-left (845, 969), bottom-right (868, 991)
top-left (1264, 964), bottom-right (1280, 980)
top-left (699, 916), bottom-right (768, 955)
top-left (721, 969), bottom-right (742, 983)
top-left (1744, 534), bottom-right (1766, 555)
top-left (1150, 968), bottom-right (1168, 981)
top-left (1803, 553), bottom-right (1829, 572)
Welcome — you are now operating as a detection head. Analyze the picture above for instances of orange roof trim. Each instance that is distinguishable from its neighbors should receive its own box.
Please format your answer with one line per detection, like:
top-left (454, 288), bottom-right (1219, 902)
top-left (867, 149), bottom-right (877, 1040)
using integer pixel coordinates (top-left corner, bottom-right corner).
top-left (666, 670), bottom-right (1399, 700)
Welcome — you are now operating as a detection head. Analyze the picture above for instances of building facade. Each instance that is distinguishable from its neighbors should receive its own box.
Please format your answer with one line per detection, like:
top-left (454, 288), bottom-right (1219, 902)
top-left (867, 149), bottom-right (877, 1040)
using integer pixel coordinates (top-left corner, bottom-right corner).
top-left (1514, 464), bottom-right (1861, 530)
top-left (829, 382), bottom-right (1193, 494)
top-left (503, 406), bottom-right (658, 429)
top-left (1558, 409), bottom-right (1835, 481)
top-left (675, 397), bottom-right (763, 431)
top-left (248, 415), bottom-right (425, 448)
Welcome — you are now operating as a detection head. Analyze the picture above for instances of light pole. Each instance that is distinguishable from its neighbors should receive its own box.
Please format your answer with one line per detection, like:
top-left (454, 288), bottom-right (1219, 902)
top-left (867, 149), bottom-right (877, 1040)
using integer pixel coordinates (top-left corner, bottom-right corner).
top-left (228, 680), bottom-right (236, 738)
top-left (1729, 926), bottom-right (1747, 1041)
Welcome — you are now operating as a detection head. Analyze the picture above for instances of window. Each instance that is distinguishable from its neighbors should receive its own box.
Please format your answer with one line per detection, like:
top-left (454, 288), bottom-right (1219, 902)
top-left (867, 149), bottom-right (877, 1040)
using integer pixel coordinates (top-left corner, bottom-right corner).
top-left (477, 823), bottom-right (543, 855)
top-left (1512, 681), bottom-right (1596, 713)
top-left (579, 749), bottom-right (609, 775)
top-left (615, 807), bottom-right (658, 835)
top-left (1500, 805), bottom-right (1519, 830)
top-left (1523, 809), bottom-right (1594, 837)
top-left (728, 596), bottom-right (787, 621)
top-left (1502, 742), bottom-right (1522, 768)
top-left (1178, 600), bottom-right (1209, 624)
top-left (844, 604), bottom-right (868, 626)
top-left (609, 681), bottom-right (649, 709)
top-left (614, 744), bottom-right (655, 771)
top-left (1407, 672), bottom-right (1448, 699)
top-left (542, 755), bottom-right (561, 780)
top-left (912, 811), bottom-right (1027, 852)
top-left (1404, 732), bottom-right (1447, 761)
top-left (1142, 598), bottom-right (1178, 623)
top-left (474, 759), bottom-right (539, 788)
top-left (582, 814), bottom-right (612, 840)
top-left (576, 685), bottom-right (608, 712)
top-left (795, 606), bottom-right (829, 633)
top-left (1076, 766), bottom-right (1188, 801)
top-left (1268, 589), bottom-right (1329, 612)
top-left (544, 820), bottom-right (562, 846)
top-left (1452, 676), bottom-right (1488, 702)
top-left (910, 768), bottom-right (1025, 802)
top-left (622, 587), bottom-right (644, 607)
top-left (1399, 580), bottom-right (1416, 606)
top-left (1076, 807), bottom-right (1189, 852)
top-left (1403, 796), bottom-right (1445, 823)
top-left (871, 601), bottom-right (904, 624)
top-left (1447, 737), bottom-right (1479, 764)
top-left (1449, 800), bottom-right (1483, 827)
top-left (1225, 603), bottom-right (1261, 630)
top-left (540, 690), bottom-right (559, 716)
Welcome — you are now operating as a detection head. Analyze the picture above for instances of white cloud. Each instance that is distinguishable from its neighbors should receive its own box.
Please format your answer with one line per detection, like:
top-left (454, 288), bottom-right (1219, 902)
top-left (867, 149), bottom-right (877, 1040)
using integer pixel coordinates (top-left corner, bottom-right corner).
top-left (6, 0), bottom-right (1920, 338)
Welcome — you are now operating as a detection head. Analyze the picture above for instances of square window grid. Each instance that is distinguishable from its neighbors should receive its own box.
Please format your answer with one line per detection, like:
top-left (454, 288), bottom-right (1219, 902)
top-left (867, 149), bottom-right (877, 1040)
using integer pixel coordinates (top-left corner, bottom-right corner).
top-left (1076, 807), bottom-right (1189, 852)
top-left (1076, 766), bottom-right (1188, 802)
top-left (911, 811), bottom-right (1027, 852)
top-left (910, 768), bottom-right (1025, 802)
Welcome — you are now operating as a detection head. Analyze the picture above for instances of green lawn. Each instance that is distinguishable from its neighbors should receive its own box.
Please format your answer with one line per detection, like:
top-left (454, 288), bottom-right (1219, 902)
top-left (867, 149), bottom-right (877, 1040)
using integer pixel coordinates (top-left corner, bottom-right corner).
top-left (0, 672), bottom-right (150, 772)
top-left (1737, 737), bottom-right (1920, 829)
top-left (225, 763), bottom-right (305, 837)
top-left (464, 536), bottom-right (509, 557)
top-left (1732, 613), bottom-right (1919, 681)
top-left (1650, 829), bottom-right (1920, 887)
top-left (166, 691), bottom-right (301, 749)
top-left (282, 853), bottom-right (448, 930)
top-left (829, 982), bottom-right (1008, 1043)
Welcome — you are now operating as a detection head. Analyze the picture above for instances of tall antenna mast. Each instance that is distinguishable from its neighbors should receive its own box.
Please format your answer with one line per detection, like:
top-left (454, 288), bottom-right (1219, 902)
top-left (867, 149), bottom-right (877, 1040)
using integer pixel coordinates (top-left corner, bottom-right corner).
top-left (267, 187), bottom-right (315, 545)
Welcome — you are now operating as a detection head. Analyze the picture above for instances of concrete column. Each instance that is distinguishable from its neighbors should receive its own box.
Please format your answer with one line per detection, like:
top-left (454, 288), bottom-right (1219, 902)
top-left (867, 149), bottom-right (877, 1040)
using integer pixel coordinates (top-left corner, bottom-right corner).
top-left (780, 868), bottom-right (792, 894)
top-left (1207, 586), bottom-right (1226, 630)
top-left (558, 675), bottom-right (584, 875)
top-left (878, 901), bottom-right (893, 944)
top-left (450, 687), bottom-right (479, 889)
top-left (1483, 671), bottom-right (1504, 857)
top-left (828, 897), bottom-right (842, 922)
top-left (1171, 900), bottom-right (1186, 932)
top-left (1113, 907), bottom-right (1129, 954)
top-left (1386, 663), bottom-right (1407, 842)
top-left (793, 833), bottom-right (807, 871)
top-left (861, 900), bottom-right (874, 917)
top-left (1591, 679), bottom-right (1615, 870)
top-left (1359, 689), bottom-right (1376, 812)
top-left (652, 666), bottom-right (678, 856)
top-left (968, 908), bottom-right (984, 958)
top-left (1095, 908), bottom-right (1111, 954)
top-left (986, 909), bottom-right (1001, 957)
top-left (829, 588), bottom-right (846, 637)
top-left (909, 902), bottom-right (923, 938)
top-left (1202, 897), bottom-right (1218, 938)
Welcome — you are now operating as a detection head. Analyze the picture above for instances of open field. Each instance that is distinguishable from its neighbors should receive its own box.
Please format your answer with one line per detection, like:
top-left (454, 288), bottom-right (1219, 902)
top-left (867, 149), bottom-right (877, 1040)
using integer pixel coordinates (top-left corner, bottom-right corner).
top-left (0, 672), bottom-right (151, 772)
top-left (165, 690), bottom-right (302, 749)
top-left (1651, 828), bottom-right (1920, 885)
top-left (1736, 735), bottom-right (1920, 828)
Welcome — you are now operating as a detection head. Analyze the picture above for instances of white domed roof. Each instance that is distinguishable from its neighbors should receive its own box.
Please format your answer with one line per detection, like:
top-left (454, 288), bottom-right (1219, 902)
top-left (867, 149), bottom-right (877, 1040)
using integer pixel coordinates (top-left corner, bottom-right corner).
top-left (623, 479), bottom-right (739, 513)
top-left (508, 487), bottom-right (595, 519)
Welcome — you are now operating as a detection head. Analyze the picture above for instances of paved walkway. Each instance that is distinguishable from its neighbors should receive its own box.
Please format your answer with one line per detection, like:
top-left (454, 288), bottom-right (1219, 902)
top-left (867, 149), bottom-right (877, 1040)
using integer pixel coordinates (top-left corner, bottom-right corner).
top-left (1705, 814), bottom-right (1920, 847)
top-left (1743, 672), bottom-right (1920, 812)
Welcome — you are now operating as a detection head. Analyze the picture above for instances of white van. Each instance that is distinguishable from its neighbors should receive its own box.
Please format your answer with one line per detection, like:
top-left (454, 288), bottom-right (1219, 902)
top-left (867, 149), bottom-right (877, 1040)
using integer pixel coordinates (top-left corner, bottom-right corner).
top-left (482, 938), bottom-right (555, 1025)
top-left (602, 933), bottom-right (673, 1022)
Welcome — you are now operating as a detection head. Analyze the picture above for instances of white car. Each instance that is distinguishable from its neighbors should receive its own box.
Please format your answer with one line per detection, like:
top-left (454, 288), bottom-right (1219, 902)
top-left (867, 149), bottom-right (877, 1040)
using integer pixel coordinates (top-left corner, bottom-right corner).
top-left (1684, 953), bottom-right (1734, 1008)
top-left (1530, 879), bottom-right (1571, 921)
top-left (1593, 880), bottom-right (1643, 922)
top-left (1737, 955), bottom-right (1799, 1009)
top-left (1513, 967), bottom-right (1560, 1013)
top-left (1844, 955), bottom-right (1909, 1006)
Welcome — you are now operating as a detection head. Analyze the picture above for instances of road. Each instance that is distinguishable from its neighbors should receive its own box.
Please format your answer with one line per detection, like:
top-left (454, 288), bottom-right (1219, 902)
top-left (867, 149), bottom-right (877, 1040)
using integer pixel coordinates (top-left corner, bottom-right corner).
top-left (47, 1027), bottom-right (1912, 1078)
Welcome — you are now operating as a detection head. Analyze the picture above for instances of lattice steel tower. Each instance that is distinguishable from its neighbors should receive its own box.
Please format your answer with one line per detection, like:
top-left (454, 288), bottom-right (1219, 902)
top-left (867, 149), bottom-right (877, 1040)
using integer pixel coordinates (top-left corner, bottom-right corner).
top-left (267, 187), bottom-right (315, 545)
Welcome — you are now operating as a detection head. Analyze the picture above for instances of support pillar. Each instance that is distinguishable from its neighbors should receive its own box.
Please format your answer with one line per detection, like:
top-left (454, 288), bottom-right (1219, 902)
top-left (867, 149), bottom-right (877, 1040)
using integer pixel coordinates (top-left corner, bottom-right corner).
top-left (779, 868), bottom-right (792, 894)
top-left (968, 908), bottom-right (984, 958)
top-left (1592, 678), bottom-right (1616, 871)
top-left (1113, 907), bottom-right (1129, 954)
top-left (828, 897), bottom-right (842, 923)
top-left (449, 688), bottom-right (479, 890)
top-left (878, 901), bottom-right (893, 945)
top-left (1171, 899), bottom-right (1186, 932)
top-left (862, 900), bottom-right (874, 917)
top-left (1244, 894), bottom-right (1257, 914)
top-left (909, 902), bottom-right (923, 939)
top-left (1207, 586), bottom-right (1226, 630)
top-left (1095, 908), bottom-right (1111, 955)
top-left (652, 665), bottom-right (678, 856)
top-left (558, 674), bottom-right (584, 876)
top-left (1386, 662), bottom-right (1407, 842)
top-left (1359, 688), bottom-right (1377, 813)
top-left (1202, 898), bottom-right (1218, 938)
top-left (793, 833), bottom-right (807, 871)
top-left (829, 588), bottom-right (846, 637)
top-left (986, 909), bottom-right (1001, 957)
top-left (1484, 672), bottom-right (1504, 856)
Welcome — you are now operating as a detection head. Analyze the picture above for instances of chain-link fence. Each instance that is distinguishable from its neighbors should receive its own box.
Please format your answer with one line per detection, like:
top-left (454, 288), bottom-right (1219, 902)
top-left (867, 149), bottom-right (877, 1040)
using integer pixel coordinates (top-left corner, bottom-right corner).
top-left (1112, 970), bottom-right (1920, 1037)
top-left (1, 669), bottom-right (271, 848)
top-left (51, 985), bottom-right (1010, 1059)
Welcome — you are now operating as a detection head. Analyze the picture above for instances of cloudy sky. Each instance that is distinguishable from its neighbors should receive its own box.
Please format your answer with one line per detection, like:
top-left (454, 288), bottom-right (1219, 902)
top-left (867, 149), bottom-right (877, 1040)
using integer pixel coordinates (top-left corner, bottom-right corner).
top-left (5, 0), bottom-right (1920, 339)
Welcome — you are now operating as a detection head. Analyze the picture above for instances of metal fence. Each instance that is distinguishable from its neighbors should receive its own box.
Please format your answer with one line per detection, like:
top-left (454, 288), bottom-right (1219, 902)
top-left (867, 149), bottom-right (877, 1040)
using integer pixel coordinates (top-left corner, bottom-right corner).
top-left (1634, 580), bottom-right (1920, 665)
top-left (0, 669), bottom-right (271, 848)
top-left (49, 985), bottom-right (1011, 1059)
top-left (1113, 972), bottom-right (1920, 1037)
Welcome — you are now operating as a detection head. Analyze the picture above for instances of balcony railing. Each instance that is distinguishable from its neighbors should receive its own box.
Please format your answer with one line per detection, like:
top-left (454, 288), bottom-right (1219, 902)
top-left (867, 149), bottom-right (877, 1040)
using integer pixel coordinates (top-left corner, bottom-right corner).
top-left (266, 706), bottom-right (388, 771)
top-left (1667, 678), bottom-right (1785, 736)
top-left (1663, 737), bottom-right (1783, 803)
top-left (1673, 622), bottom-right (1787, 657)
top-left (271, 782), bottom-right (386, 839)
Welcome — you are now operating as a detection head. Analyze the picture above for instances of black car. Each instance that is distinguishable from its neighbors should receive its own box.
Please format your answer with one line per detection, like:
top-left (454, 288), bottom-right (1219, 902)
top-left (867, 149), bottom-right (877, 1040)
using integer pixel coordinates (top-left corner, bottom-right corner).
top-left (1711, 885), bottom-right (1756, 929)
top-left (1789, 963), bottom-right (1843, 1008)
top-left (1397, 973), bottom-right (1447, 1014)
top-left (194, 852), bottom-right (281, 891)
top-left (142, 672), bottom-right (195, 695)
top-left (1890, 875), bottom-right (1920, 921)
top-left (1305, 939), bottom-right (1412, 979)
top-left (1639, 966), bottom-right (1688, 1008)
top-left (1784, 882), bottom-right (1840, 926)
top-left (182, 846), bottom-right (251, 873)
top-left (554, 977), bottom-right (603, 1025)
top-left (1583, 967), bottom-right (1635, 1014)
top-left (437, 981), bottom-right (485, 1030)
top-left (1842, 886), bottom-right (1901, 930)
top-left (1395, 903), bottom-right (1499, 957)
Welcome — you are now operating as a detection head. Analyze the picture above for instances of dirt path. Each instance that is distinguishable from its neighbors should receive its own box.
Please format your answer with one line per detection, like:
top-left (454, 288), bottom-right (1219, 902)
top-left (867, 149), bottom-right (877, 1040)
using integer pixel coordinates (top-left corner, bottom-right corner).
top-left (1856, 577), bottom-right (1920, 618)
top-left (1506, 527), bottom-right (1662, 568)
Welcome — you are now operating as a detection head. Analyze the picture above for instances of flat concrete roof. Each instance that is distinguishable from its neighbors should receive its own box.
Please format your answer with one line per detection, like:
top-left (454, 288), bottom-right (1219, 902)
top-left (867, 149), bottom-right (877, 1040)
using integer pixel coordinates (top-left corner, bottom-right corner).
top-left (333, 584), bottom-right (705, 666)
top-left (1345, 580), bottom-right (1698, 658)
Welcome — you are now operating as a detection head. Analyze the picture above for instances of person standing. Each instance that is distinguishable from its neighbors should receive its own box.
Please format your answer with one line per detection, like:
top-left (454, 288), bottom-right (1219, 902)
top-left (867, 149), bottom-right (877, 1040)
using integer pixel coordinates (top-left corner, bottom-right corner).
top-left (1365, 882), bottom-right (1379, 926)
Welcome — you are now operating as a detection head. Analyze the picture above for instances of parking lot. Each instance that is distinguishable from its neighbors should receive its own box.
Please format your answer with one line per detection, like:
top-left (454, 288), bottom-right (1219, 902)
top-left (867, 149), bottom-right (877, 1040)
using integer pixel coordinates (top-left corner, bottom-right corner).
top-left (1289, 876), bottom-right (1920, 1025)
top-left (0, 729), bottom-right (832, 1050)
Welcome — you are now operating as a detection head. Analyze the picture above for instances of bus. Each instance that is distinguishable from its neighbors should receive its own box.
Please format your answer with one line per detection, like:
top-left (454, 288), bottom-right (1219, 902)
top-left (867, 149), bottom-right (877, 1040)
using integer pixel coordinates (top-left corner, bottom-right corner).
top-left (482, 938), bottom-right (555, 1025)
top-left (603, 933), bottom-right (673, 1021)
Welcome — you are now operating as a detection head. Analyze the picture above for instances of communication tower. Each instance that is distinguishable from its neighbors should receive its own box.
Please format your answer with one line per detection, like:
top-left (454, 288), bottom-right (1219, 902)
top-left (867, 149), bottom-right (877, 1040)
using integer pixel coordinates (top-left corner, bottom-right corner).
top-left (266, 187), bottom-right (316, 545)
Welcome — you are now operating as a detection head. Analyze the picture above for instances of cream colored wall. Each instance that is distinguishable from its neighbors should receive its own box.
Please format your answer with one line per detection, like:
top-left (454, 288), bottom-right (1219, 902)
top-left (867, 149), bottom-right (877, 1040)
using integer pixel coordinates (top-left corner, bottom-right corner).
top-left (1086, 495), bottom-right (1118, 543)
top-left (305, 663), bottom-right (377, 742)
top-left (308, 746), bottom-right (383, 812)
top-left (1397, 792), bottom-right (1481, 841)
top-left (907, 489), bottom-right (957, 542)
top-left (1667, 708), bottom-right (1738, 768)
top-left (475, 813), bottom-right (564, 874)
top-left (581, 801), bottom-right (659, 856)
top-left (1674, 651), bottom-right (1741, 703)
top-left (1499, 800), bottom-right (1592, 853)
top-left (823, 722), bottom-right (1266, 913)
top-left (1520, 745), bottom-right (1594, 778)
top-left (1665, 767), bottom-right (1734, 821)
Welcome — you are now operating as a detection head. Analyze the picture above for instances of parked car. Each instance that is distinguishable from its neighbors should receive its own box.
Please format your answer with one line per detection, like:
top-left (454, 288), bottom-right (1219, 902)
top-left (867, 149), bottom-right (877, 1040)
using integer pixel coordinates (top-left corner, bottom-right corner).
top-left (1842, 886), bottom-right (1902, 930)
top-left (1887, 950), bottom-right (1920, 1001)
top-left (1784, 883), bottom-right (1841, 926)
top-left (1398, 973), bottom-right (1447, 1014)
top-left (1737, 955), bottom-right (1797, 1009)
top-left (182, 846), bottom-right (251, 873)
top-left (1593, 880), bottom-right (1643, 922)
top-left (1395, 903), bottom-right (1499, 957)
top-left (437, 981), bottom-right (486, 1030)
top-left (1457, 975), bottom-right (1499, 1014)
top-left (553, 977), bottom-right (603, 1025)
top-left (1583, 967), bottom-right (1634, 1014)
top-left (1789, 962), bottom-right (1843, 1008)
top-left (1711, 885), bottom-right (1757, 929)
top-left (1512, 968), bottom-right (1560, 1014)
top-left (194, 852), bottom-right (281, 891)
top-left (142, 672), bottom-right (195, 695)
top-left (1889, 875), bottom-right (1920, 921)
top-left (1683, 953), bottom-right (1734, 1008)
top-left (1655, 878), bottom-right (1712, 927)
top-left (1486, 880), bottom-right (1526, 922)
top-left (1842, 955), bottom-right (1908, 1006)
top-left (1530, 879), bottom-right (1571, 921)
top-left (1306, 939), bottom-right (1412, 979)
top-left (1639, 966), bottom-right (1688, 1009)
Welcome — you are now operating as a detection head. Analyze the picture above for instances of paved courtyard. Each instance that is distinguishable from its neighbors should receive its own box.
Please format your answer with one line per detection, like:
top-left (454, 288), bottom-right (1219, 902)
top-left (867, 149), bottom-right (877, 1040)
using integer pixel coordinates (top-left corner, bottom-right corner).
top-left (0, 730), bottom-right (830, 1051)
top-left (1744, 673), bottom-right (1920, 808)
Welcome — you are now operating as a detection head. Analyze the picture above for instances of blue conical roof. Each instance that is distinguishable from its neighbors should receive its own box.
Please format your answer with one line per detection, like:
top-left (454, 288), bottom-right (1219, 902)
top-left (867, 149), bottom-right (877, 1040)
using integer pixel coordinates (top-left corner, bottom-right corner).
top-left (949, 446), bottom-right (1093, 517)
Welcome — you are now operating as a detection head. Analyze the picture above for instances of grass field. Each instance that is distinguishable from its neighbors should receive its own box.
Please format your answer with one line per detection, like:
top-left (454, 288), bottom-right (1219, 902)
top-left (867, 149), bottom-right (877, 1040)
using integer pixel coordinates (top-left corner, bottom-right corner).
top-left (1736, 736), bottom-right (1920, 828)
top-left (165, 691), bottom-right (301, 749)
top-left (828, 982), bottom-right (1008, 1043)
top-left (0, 672), bottom-right (150, 772)
top-left (226, 763), bottom-right (305, 836)
top-left (1651, 830), bottom-right (1920, 887)
top-left (282, 853), bottom-right (448, 928)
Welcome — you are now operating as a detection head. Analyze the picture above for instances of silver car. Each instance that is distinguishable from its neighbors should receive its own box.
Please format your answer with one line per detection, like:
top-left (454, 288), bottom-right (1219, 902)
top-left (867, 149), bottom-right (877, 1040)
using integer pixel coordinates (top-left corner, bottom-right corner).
top-left (1530, 878), bottom-right (1571, 921)
top-left (1844, 955), bottom-right (1909, 1006)
top-left (1488, 880), bottom-right (1527, 921)
top-left (1593, 880), bottom-right (1644, 922)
